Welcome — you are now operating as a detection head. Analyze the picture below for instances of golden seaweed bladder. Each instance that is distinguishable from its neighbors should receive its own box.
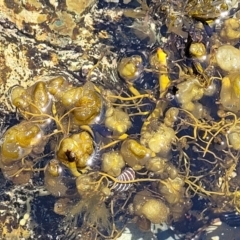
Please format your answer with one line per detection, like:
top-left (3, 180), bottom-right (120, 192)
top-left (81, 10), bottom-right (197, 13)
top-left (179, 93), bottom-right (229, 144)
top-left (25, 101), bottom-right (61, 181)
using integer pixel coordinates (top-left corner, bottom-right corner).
top-left (220, 73), bottom-right (240, 113)
top-left (227, 124), bottom-right (240, 150)
top-left (0, 121), bottom-right (44, 164)
top-left (10, 81), bottom-right (53, 120)
top-left (61, 83), bottom-right (103, 125)
top-left (101, 151), bottom-right (125, 177)
top-left (158, 177), bottom-right (185, 205)
top-left (141, 122), bottom-right (175, 158)
top-left (117, 55), bottom-right (144, 82)
top-left (163, 107), bottom-right (179, 128)
top-left (189, 42), bottom-right (206, 58)
top-left (216, 45), bottom-right (240, 72)
top-left (176, 78), bottom-right (205, 118)
top-left (57, 131), bottom-right (94, 170)
top-left (132, 190), bottom-right (169, 224)
top-left (120, 139), bottom-right (152, 170)
top-left (220, 18), bottom-right (240, 42)
top-left (47, 76), bottom-right (69, 100)
top-left (145, 157), bottom-right (167, 175)
top-left (44, 159), bottom-right (77, 197)
top-left (146, 157), bottom-right (178, 179)
top-left (104, 107), bottom-right (131, 136)
top-left (0, 121), bottom-right (45, 184)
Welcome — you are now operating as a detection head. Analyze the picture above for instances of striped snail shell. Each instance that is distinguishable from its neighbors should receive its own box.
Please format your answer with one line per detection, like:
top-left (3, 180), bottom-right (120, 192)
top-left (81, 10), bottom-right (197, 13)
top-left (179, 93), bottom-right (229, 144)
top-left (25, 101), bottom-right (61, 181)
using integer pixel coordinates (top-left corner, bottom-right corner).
top-left (113, 168), bottom-right (135, 192)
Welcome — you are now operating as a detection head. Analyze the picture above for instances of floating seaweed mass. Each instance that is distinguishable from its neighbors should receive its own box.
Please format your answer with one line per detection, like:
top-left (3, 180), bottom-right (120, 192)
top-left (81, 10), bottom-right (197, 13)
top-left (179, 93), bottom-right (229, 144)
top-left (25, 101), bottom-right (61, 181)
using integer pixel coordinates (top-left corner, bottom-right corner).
top-left (1, 0), bottom-right (240, 239)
